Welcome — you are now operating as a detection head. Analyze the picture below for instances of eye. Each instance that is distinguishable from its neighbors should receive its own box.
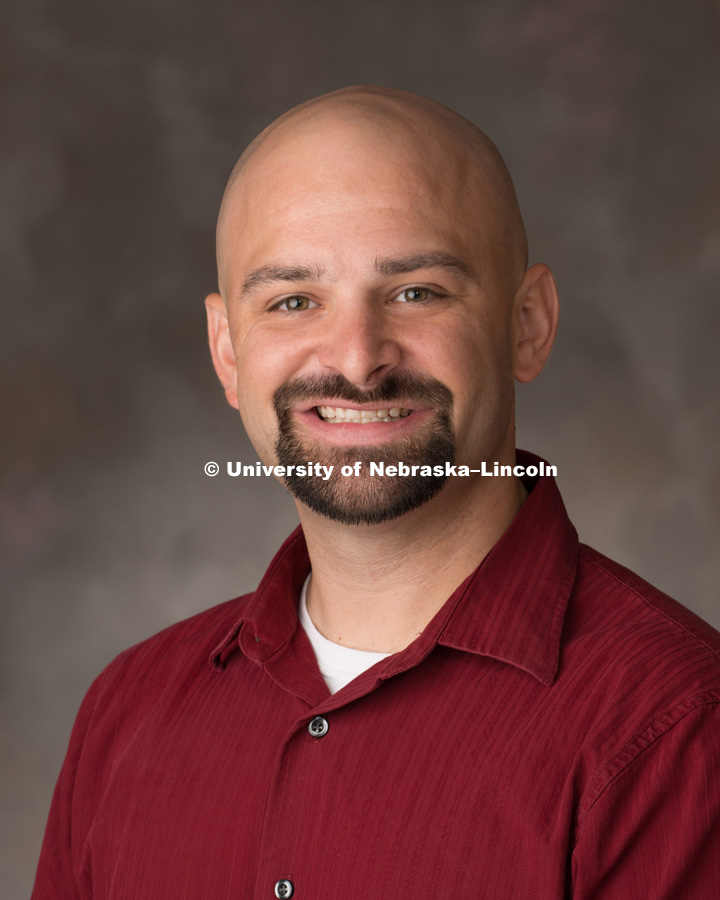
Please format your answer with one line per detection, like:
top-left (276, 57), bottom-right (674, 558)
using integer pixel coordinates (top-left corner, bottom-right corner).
top-left (396, 287), bottom-right (434, 303)
top-left (275, 295), bottom-right (315, 312)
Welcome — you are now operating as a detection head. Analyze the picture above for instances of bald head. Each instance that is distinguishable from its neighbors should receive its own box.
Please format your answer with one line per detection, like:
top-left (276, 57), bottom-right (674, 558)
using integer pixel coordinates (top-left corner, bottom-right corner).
top-left (216, 86), bottom-right (528, 298)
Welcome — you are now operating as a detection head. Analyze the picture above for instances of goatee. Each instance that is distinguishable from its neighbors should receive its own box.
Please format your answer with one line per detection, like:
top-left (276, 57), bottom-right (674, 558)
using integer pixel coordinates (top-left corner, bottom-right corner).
top-left (273, 372), bottom-right (455, 525)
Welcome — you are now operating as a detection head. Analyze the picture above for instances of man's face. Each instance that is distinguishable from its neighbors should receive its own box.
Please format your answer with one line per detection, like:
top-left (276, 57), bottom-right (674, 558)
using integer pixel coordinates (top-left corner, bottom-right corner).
top-left (209, 118), bottom-right (519, 524)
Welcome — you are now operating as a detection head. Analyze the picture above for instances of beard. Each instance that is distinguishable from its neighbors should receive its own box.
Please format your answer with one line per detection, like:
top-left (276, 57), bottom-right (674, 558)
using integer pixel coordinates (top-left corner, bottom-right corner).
top-left (273, 372), bottom-right (455, 525)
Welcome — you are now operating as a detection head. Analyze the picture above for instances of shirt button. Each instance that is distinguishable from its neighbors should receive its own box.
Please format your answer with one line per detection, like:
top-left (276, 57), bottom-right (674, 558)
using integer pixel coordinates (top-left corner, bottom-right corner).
top-left (274, 880), bottom-right (294, 898)
top-left (308, 715), bottom-right (329, 738)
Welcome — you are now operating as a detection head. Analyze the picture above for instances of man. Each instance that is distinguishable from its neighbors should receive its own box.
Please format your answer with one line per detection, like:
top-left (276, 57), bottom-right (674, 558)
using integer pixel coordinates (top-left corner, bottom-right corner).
top-left (33, 86), bottom-right (720, 899)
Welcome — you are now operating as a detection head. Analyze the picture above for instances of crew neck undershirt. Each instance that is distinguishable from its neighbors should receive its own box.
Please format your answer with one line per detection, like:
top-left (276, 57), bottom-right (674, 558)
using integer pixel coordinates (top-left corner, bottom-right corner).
top-left (298, 574), bottom-right (392, 694)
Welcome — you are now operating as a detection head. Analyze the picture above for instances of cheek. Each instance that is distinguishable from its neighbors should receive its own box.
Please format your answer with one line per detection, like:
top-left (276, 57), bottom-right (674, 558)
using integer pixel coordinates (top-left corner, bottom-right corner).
top-left (421, 319), bottom-right (510, 396)
top-left (232, 336), bottom-right (279, 441)
top-left (429, 316), bottom-right (514, 441)
top-left (233, 326), bottom-right (309, 451)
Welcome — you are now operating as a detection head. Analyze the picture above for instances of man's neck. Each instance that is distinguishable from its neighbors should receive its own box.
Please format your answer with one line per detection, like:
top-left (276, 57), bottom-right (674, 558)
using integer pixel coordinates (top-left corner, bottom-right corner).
top-left (298, 475), bottom-right (527, 653)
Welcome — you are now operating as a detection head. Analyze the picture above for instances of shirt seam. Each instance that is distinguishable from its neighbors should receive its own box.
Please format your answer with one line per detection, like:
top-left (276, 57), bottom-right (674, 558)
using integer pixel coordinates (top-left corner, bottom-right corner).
top-left (75, 654), bottom-right (136, 897)
top-left (575, 693), bottom-right (720, 840)
top-left (578, 546), bottom-right (720, 662)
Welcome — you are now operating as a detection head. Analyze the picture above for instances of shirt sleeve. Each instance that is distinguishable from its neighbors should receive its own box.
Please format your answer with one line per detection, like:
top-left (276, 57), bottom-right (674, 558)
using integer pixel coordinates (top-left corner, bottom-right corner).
top-left (30, 672), bottom-right (107, 900)
top-left (571, 699), bottom-right (720, 899)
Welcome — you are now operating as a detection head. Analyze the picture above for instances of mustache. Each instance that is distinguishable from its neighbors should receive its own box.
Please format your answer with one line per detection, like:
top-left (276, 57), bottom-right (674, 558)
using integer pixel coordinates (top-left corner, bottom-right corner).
top-left (273, 371), bottom-right (454, 414)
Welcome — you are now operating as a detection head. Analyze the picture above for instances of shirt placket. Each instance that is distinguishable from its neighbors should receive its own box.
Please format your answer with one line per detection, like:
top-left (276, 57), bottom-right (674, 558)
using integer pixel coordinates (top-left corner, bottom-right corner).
top-left (249, 630), bottom-right (393, 900)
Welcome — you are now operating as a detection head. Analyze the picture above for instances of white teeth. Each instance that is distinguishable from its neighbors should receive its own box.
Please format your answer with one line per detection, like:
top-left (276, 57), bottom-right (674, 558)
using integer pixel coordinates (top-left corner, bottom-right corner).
top-left (316, 405), bottom-right (412, 424)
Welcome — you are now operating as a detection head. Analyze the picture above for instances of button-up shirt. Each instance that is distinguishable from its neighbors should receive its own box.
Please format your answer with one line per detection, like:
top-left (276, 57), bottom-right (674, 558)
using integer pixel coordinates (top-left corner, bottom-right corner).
top-left (32, 454), bottom-right (720, 899)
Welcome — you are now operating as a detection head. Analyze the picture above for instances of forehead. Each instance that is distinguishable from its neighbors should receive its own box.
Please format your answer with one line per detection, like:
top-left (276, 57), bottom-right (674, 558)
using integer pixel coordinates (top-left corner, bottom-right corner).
top-left (218, 114), bottom-right (502, 290)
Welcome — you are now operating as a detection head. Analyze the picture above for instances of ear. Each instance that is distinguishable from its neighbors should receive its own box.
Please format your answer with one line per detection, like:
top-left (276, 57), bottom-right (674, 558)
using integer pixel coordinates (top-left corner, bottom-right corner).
top-left (512, 264), bottom-right (560, 383)
top-left (205, 293), bottom-right (239, 409)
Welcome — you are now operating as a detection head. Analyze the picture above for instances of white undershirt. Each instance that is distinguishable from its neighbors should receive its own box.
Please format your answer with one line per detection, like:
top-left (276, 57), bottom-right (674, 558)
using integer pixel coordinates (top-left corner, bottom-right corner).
top-left (298, 574), bottom-right (392, 694)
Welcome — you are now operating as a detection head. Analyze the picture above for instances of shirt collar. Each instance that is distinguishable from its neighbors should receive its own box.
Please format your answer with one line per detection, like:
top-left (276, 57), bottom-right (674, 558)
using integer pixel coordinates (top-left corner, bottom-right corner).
top-left (211, 450), bottom-right (578, 687)
top-left (432, 450), bottom-right (578, 684)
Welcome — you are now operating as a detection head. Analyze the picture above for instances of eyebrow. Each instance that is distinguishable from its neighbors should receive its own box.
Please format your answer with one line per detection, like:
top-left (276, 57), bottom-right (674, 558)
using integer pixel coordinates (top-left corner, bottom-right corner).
top-left (239, 263), bottom-right (326, 298)
top-left (237, 251), bottom-right (474, 299)
top-left (374, 252), bottom-right (474, 280)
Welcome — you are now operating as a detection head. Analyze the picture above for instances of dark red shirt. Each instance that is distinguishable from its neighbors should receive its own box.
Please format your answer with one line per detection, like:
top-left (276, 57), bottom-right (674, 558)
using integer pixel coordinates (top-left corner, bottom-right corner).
top-left (32, 456), bottom-right (720, 899)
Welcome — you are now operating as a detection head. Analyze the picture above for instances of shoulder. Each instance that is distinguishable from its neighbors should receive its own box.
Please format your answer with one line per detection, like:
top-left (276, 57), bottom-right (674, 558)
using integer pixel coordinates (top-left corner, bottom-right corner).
top-left (566, 543), bottom-right (720, 701)
top-left (552, 546), bottom-right (720, 829)
top-left (563, 545), bottom-right (720, 805)
top-left (573, 543), bottom-right (720, 671)
top-left (87, 592), bottom-right (254, 709)
top-left (60, 592), bottom-right (257, 802)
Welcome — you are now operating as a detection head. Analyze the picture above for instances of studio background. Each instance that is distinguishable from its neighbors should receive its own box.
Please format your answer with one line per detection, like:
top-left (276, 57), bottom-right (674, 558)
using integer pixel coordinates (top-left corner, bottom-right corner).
top-left (2, 1), bottom-right (719, 896)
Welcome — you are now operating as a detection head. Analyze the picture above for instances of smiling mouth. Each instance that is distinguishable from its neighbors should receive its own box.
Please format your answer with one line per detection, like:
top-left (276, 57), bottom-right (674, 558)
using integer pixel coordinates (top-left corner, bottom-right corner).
top-left (316, 405), bottom-right (413, 424)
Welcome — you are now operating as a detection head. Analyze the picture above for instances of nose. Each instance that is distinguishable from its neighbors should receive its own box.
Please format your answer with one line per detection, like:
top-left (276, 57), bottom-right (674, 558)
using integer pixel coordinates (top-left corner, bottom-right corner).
top-left (315, 298), bottom-right (402, 388)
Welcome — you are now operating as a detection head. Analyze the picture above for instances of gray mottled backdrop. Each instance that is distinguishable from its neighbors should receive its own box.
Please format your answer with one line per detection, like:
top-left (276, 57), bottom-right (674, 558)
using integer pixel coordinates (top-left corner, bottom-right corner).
top-left (2, 1), bottom-right (719, 894)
